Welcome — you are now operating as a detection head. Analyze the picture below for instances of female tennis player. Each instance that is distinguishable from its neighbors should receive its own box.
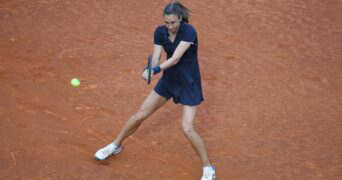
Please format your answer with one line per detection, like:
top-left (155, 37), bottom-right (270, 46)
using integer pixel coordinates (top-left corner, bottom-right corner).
top-left (95, 2), bottom-right (215, 179)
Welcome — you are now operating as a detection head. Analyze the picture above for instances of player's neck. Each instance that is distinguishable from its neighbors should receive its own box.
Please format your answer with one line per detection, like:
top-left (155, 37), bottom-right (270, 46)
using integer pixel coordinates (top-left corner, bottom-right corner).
top-left (169, 29), bottom-right (178, 36)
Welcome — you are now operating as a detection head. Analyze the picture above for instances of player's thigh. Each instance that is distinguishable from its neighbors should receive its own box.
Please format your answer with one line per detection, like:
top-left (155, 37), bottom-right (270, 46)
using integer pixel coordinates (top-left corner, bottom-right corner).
top-left (182, 105), bottom-right (197, 128)
top-left (137, 90), bottom-right (168, 118)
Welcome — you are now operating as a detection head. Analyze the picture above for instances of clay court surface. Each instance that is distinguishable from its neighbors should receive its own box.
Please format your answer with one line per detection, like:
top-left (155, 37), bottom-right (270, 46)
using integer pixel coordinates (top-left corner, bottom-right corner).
top-left (1, 0), bottom-right (341, 179)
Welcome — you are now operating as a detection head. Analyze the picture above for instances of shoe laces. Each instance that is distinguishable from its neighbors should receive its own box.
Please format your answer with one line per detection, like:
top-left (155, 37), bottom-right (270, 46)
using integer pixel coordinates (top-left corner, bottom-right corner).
top-left (102, 144), bottom-right (115, 154)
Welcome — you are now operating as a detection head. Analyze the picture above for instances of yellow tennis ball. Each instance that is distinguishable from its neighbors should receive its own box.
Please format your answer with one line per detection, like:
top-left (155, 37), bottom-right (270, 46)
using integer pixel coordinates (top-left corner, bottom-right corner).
top-left (70, 78), bottom-right (81, 87)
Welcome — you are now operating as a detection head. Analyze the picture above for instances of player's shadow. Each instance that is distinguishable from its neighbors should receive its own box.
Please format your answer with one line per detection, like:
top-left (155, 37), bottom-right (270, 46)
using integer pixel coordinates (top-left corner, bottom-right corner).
top-left (92, 158), bottom-right (111, 166)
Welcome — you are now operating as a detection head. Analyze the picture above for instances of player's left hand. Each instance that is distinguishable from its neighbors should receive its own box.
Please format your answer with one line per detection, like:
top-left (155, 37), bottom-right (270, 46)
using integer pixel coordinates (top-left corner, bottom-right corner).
top-left (142, 68), bottom-right (152, 81)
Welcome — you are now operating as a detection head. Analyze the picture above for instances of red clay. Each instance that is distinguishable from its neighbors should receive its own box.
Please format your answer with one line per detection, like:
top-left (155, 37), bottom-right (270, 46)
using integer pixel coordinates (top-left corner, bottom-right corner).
top-left (1, 0), bottom-right (341, 179)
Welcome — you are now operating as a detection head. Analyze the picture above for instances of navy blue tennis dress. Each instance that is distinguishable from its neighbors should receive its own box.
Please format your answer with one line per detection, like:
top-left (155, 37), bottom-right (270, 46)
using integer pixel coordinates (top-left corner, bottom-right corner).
top-left (153, 22), bottom-right (204, 106)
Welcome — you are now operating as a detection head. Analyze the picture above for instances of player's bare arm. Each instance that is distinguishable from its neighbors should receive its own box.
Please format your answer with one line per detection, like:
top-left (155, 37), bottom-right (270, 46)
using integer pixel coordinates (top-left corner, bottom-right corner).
top-left (158, 41), bottom-right (191, 70)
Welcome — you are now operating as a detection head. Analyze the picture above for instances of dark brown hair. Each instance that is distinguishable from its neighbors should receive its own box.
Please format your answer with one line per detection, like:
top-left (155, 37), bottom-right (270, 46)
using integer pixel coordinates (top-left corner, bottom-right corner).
top-left (163, 1), bottom-right (191, 23)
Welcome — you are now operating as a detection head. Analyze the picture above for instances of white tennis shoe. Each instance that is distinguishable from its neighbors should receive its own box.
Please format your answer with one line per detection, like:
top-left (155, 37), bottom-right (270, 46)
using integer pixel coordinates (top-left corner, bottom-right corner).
top-left (95, 143), bottom-right (121, 160)
top-left (201, 166), bottom-right (216, 180)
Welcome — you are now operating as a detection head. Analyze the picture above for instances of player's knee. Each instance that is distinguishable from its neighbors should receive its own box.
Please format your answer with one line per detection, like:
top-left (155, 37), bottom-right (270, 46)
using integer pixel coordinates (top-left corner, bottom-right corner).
top-left (133, 111), bottom-right (149, 123)
top-left (182, 123), bottom-right (195, 137)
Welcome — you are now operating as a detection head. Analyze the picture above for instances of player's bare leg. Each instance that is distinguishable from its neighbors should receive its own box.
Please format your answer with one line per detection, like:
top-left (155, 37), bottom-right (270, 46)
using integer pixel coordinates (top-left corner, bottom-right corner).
top-left (182, 105), bottom-right (211, 166)
top-left (95, 90), bottom-right (167, 160)
top-left (113, 90), bottom-right (168, 145)
top-left (182, 105), bottom-right (215, 180)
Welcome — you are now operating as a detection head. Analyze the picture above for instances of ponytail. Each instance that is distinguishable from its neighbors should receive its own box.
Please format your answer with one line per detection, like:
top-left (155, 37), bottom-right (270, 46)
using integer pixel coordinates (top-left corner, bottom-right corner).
top-left (163, 1), bottom-right (191, 23)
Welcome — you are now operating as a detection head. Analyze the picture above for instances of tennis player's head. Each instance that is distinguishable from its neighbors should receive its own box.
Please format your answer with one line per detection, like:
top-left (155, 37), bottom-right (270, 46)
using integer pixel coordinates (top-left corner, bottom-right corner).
top-left (163, 1), bottom-right (191, 33)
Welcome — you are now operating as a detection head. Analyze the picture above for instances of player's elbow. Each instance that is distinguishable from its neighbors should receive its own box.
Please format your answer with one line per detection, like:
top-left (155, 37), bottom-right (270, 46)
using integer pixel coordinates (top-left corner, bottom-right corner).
top-left (170, 55), bottom-right (181, 65)
top-left (171, 58), bottom-right (180, 66)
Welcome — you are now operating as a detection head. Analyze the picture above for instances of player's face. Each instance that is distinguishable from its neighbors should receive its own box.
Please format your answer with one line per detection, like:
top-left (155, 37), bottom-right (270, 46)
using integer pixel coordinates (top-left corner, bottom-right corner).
top-left (164, 14), bottom-right (181, 34)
